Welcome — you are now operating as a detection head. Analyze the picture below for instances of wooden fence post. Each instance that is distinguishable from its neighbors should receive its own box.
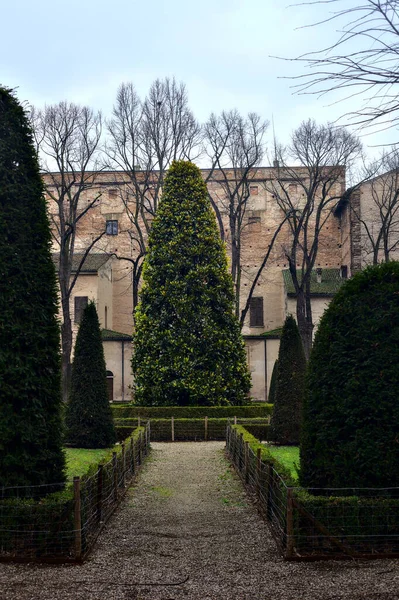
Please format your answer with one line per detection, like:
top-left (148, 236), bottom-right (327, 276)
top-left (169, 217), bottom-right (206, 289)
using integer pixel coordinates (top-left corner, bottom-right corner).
top-left (256, 447), bottom-right (262, 501)
top-left (171, 416), bottom-right (175, 442)
top-left (244, 441), bottom-right (249, 484)
top-left (112, 452), bottom-right (118, 502)
top-left (286, 488), bottom-right (294, 558)
top-left (73, 476), bottom-right (82, 560)
top-left (97, 464), bottom-right (103, 523)
top-left (138, 416), bottom-right (141, 428)
top-left (130, 436), bottom-right (135, 475)
top-left (121, 442), bottom-right (126, 487)
top-left (239, 432), bottom-right (244, 471)
top-left (139, 432), bottom-right (143, 464)
top-left (204, 416), bottom-right (208, 441)
top-left (234, 416), bottom-right (237, 425)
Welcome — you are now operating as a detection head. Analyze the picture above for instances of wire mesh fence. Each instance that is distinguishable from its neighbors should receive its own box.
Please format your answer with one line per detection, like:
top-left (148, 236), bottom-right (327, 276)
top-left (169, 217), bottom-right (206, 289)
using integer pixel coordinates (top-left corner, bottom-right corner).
top-left (115, 416), bottom-right (270, 442)
top-left (0, 423), bottom-right (150, 563)
top-left (226, 424), bottom-right (399, 560)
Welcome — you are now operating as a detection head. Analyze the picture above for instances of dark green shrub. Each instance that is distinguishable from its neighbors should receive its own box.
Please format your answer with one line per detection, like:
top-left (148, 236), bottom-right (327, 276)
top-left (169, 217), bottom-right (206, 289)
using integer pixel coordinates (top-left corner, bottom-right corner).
top-left (268, 359), bottom-right (278, 403)
top-left (270, 316), bottom-right (306, 445)
top-left (111, 404), bottom-right (272, 420)
top-left (65, 302), bottom-right (116, 448)
top-left (301, 262), bottom-right (399, 489)
top-left (0, 88), bottom-right (65, 489)
top-left (132, 160), bottom-right (251, 406)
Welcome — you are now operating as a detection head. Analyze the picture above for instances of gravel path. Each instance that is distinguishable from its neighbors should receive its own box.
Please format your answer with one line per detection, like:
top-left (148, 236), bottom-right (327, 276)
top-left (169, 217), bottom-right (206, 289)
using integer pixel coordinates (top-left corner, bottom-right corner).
top-left (0, 441), bottom-right (398, 599)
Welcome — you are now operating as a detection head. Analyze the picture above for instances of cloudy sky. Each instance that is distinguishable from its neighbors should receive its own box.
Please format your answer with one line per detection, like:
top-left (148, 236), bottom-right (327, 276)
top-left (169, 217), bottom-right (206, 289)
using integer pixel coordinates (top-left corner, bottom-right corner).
top-left (1, 0), bottom-right (396, 160)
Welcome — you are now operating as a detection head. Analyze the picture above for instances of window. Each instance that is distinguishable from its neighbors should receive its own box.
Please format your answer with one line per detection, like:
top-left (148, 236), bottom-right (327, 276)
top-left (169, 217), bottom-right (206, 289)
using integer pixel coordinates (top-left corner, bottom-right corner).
top-left (249, 296), bottom-right (264, 327)
top-left (106, 220), bottom-right (118, 235)
top-left (250, 185), bottom-right (258, 195)
top-left (74, 296), bottom-right (88, 324)
top-left (108, 188), bottom-right (117, 199)
top-left (248, 211), bottom-right (261, 224)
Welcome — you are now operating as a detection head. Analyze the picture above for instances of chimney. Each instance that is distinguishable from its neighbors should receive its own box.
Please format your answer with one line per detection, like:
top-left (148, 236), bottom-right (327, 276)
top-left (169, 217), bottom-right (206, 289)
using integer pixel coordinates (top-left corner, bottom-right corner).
top-left (316, 268), bottom-right (322, 284)
top-left (273, 159), bottom-right (279, 169)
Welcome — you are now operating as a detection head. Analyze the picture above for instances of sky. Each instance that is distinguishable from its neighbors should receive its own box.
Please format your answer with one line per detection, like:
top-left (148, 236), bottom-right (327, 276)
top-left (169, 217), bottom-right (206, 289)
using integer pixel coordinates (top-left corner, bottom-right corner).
top-left (1, 0), bottom-right (397, 163)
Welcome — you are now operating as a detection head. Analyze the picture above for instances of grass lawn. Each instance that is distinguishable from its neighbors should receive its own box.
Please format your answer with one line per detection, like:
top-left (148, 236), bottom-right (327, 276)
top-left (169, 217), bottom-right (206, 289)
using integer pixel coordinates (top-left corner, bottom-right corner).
top-left (267, 445), bottom-right (300, 481)
top-left (65, 448), bottom-right (112, 478)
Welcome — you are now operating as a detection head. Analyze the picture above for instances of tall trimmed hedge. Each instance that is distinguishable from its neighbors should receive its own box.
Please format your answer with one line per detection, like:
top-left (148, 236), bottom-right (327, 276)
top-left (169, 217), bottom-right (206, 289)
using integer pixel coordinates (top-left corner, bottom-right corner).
top-left (65, 302), bottom-right (116, 448)
top-left (268, 359), bottom-right (278, 404)
top-left (0, 88), bottom-right (65, 488)
top-left (132, 160), bottom-right (251, 406)
top-left (300, 262), bottom-right (399, 489)
top-left (270, 316), bottom-right (306, 445)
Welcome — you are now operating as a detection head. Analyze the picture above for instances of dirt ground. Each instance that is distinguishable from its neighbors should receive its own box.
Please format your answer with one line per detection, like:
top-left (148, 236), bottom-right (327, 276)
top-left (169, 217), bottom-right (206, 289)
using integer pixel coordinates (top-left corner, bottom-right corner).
top-left (0, 441), bottom-right (398, 600)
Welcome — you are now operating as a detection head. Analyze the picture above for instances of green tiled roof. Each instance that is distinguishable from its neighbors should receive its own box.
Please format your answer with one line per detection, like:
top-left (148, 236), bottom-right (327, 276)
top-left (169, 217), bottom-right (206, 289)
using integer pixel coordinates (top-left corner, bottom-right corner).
top-left (52, 253), bottom-right (111, 273)
top-left (101, 329), bottom-right (133, 341)
top-left (261, 327), bottom-right (283, 339)
top-left (282, 268), bottom-right (343, 297)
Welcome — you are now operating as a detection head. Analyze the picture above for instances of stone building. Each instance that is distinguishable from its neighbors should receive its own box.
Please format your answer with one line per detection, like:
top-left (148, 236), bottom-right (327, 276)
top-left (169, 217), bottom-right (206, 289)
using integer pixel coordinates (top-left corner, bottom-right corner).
top-left (46, 165), bottom-right (349, 402)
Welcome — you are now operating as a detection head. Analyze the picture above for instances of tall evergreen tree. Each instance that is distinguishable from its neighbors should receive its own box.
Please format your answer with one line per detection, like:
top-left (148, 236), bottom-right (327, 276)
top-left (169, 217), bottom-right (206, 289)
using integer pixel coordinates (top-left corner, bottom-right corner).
top-left (65, 301), bottom-right (116, 448)
top-left (132, 160), bottom-right (251, 406)
top-left (0, 87), bottom-right (65, 488)
top-left (268, 359), bottom-right (279, 404)
top-left (301, 262), bottom-right (399, 489)
top-left (270, 316), bottom-right (306, 445)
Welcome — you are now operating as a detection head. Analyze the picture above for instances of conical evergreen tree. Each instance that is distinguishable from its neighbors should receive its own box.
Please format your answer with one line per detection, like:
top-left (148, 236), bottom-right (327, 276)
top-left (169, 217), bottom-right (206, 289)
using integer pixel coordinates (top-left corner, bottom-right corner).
top-left (270, 316), bottom-right (306, 445)
top-left (268, 359), bottom-right (279, 404)
top-left (65, 301), bottom-right (116, 448)
top-left (301, 262), bottom-right (399, 489)
top-left (0, 87), bottom-right (65, 488)
top-left (132, 160), bottom-right (251, 406)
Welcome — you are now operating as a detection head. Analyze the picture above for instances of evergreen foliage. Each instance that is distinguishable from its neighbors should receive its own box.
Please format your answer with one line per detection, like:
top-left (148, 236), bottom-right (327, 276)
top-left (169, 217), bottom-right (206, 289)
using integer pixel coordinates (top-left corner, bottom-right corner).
top-left (132, 160), bottom-right (251, 406)
top-left (65, 302), bottom-right (116, 448)
top-left (300, 262), bottom-right (399, 489)
top-left (268, 359), bottom-right (279, 404)
top-left (0, 87), bottom-right (65, 488)
top-left (270, 316), bottom-right (306, 445)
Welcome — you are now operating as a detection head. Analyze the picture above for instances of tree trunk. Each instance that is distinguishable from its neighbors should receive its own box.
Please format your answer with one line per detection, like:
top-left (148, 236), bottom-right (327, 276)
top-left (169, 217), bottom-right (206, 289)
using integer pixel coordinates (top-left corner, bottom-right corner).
top-left (296, 289), bottom-right (313, 360)
top-left (61, 315), bottom-right (72, 404)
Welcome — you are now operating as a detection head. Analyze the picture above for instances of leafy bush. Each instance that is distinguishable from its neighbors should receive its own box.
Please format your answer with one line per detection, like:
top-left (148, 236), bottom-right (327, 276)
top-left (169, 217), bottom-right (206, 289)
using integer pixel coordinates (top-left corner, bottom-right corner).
top-left (132, 160), bottom-right (251, 406)
top-left (111, 404), bottom-right (272, 419)
top-left (0, 88), bottom-right (65, 489)
top-left (65, 302), bottom-right (116, 448)
top-left (270, 316), bottom-right (306, 445)
top-left (301, 262), bottom-right (399, 489)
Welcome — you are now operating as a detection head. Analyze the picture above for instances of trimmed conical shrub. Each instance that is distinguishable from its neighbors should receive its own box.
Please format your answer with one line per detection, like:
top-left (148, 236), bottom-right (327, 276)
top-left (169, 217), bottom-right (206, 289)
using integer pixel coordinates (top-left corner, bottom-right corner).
top-left (269, 316), bottom-right (306, 445)
top-left (268, 359), bottom-right (279, 404)
top-left (132, 160), bottom-right (251, 406)
top-left (0, 87), bottom-right (65, 488)
top-left (65, 301), bottom-right (116, 448)
top-left (300, 262), bottom-right (399, 489)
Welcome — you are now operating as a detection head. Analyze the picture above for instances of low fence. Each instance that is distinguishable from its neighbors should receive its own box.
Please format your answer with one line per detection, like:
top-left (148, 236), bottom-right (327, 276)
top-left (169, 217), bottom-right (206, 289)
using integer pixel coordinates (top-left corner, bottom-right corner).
top-left (226, 424), bottom-right (399, 560)
top-left (115, 417), bottom-right (270, 442)
top-left (0, 423), bottom-right (150, 563)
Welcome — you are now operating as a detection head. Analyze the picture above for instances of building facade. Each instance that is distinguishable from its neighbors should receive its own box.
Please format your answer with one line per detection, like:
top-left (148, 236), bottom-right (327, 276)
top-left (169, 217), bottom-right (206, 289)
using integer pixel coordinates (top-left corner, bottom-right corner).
top-left (47, 166), bottom-right (349, 402)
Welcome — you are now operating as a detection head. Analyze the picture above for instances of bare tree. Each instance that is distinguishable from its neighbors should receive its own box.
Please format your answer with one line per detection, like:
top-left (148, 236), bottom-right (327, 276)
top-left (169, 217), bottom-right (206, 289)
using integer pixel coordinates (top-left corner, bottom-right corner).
top-left (32, 102), bottom-right (103, 403)
top-left (106, 78), bottom-right (202, 310)
top-left (290, 0), bottom-right (399, 131)
top-left (204, 110), bottom-right (269, 316)
top-left (267, 119), bottom-right (362, 358)
top-left (353, 149), bottom-right (399, 263)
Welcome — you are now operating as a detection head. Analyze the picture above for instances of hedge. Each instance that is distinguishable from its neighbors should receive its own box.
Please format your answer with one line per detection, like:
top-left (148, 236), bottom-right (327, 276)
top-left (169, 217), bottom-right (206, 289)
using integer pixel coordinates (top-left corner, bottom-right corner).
top-left (111, 404), bottom-right (272, 420)
top-left (230, 425), bottom-right (399, 557)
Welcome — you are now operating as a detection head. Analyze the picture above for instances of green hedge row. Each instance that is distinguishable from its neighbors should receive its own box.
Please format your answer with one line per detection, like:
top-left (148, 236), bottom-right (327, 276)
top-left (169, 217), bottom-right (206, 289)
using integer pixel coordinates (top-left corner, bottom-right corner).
top-left (0, 427), bottom-right (147, 560)
top-left (231, 425), bottom-right (399, 557)
top-left (116, 419), bottom-right (269, 442)
top-left (111, 404), bottom-right (272, 420)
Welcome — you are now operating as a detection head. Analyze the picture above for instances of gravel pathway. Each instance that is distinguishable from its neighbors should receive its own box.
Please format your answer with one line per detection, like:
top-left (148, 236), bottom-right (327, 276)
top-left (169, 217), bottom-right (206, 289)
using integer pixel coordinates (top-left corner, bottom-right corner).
top-left (0, 441), bottom-right (398, 599)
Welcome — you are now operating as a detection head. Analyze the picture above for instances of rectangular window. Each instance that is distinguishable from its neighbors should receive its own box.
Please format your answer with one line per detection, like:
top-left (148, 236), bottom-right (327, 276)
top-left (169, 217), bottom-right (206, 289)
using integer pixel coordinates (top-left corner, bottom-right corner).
top-left (250, 297), bottom-right (264, 327)
top-left (74, 296), bottom-right (88, 324)
top-left (108, 188), bottom-right (117, 198)
top-left (250, 185), bottom-right (258, 195)
top-left (106, 220), bottom-right (118, 235)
